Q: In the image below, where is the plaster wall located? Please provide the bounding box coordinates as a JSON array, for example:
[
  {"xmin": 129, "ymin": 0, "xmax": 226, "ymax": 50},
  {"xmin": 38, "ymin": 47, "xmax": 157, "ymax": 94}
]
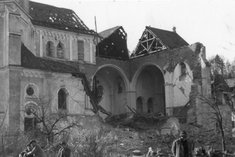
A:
[
  {"xmin": 7, "ymin": 2, "xmax": 34, "ymax": 53},
  {"xmin": 8, "ymin": 67, "xmax": 22, "ymax": 133},
  {"xmin": 34, "ymin": 26, "xmax": 96, "ymax": 64},
  {"xmin": 173, "ymin": 63, "xmax": 193, "ymax": 107},
  {"xmin": 0, "ymin": 68, "xmax": 9, "ymax": 130},
  {"xmin": 0, "ymin": 3, "xmax": 9, "ymax": 67},
  {"xmin": 16, "ymin": 69, "xmax": 86, "ymax": 131}
]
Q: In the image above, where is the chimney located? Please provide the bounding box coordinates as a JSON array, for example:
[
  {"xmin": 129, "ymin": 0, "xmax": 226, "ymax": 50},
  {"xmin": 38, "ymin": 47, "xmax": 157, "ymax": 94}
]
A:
[{"xmin": 172, "ymin": 26, "xmax": 176, "ymax": 33}]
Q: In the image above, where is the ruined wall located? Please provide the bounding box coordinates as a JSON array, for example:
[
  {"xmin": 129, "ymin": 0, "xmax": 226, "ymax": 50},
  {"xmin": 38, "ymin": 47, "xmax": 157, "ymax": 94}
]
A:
[
  {"xmin": 172, "ymin": 63, "xmax": 193, "ymax": 107},
  {"xmin": 128, "ymin": 46, "xmax": 201, "ymax": 116},
  {"xmin": 18, "ymin": 69, "xmax": 87, "ymax": 131}
]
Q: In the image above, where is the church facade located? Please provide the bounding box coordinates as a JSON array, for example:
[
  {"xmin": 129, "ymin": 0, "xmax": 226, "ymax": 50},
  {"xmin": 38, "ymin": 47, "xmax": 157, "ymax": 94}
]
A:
[{"xmin": 0, "ymin": 0, "xmax": 211, "ymax": 133}]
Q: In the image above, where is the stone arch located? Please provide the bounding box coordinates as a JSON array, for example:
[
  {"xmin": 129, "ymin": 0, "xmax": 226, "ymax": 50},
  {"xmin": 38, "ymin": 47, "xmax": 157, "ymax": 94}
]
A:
[
  {"xmin": 132, "ymin": 63, "xmax": 166, "ymax": 114},
  {"xmin": 46, "ymin": 41, "xmax": 55, "ymax": 57},
  {"xmin": 93, "ymin": 64, "xmax": 129, "ymax": 88},
  {"xmin": 132, "ymin": 63, "xmax": 164, "ymax": 88},
  {"xmin": 58, "ymin": 88, "xmax": 69, "ymax": 110},
  {"xmin": 93, "ymin": 64, "xmax": 129, "ymax": 116}
]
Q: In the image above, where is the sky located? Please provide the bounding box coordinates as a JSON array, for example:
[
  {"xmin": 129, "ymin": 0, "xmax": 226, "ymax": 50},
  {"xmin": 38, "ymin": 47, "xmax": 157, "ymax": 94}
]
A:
[{"xmin": 33, "ymin": 0, "xmax": 235, "ymax": 61}]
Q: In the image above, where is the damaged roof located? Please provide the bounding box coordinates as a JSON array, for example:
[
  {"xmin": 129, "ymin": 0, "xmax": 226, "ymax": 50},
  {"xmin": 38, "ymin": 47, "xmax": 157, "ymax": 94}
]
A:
[
  {"xmin": 99, "ymin": 26, "xmax": 122, "ymax": 39},
  {"xmin": 97, "ymin": 26, "xmax": 129, "ymax": 60},
  {"xmin": 146, "ymin": 26, "xmax": 189, "ymax": 49},
  {"xmin": 21, "ymin": 44, "xmax": 83, "ymax": 75},
  {"xmin": 29, "ymin": 1, "xmax": 95, "ymax": 35}
]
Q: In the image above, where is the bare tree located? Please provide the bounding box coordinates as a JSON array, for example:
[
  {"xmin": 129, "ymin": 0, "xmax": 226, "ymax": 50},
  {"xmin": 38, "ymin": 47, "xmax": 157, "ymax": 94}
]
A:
[
  {"xmin": 26, "ymin": 98, "xmax": 80, "ymax": 146},
  {"xmin": 198, "ymin": 74, "xmax": 234, "ymax": 153}
]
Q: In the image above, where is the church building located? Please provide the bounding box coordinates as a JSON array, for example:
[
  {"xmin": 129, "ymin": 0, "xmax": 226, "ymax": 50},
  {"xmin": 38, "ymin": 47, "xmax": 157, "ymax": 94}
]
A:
[{"xmin": 0, "ymin": 0, "xmax": 211, "ymax": 133}]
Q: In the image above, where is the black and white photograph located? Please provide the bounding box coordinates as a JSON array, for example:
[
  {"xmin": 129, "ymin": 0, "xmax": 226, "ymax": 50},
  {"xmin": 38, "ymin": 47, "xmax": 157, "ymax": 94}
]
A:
[{"xmin": 0, "ymin": 0, "xmax": 235, "ymax": 156}]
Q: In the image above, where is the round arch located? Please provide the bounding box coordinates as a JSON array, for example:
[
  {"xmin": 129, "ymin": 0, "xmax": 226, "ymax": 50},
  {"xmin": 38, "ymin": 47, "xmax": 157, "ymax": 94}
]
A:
[
  {"xmin": 131, "ymin": 63, "xmax": 165, "ymax": 89},
  {"xmin": 93, "ymin": 64, "xmax": 129, "ymax": 116},
  {"xmin": 93, "ymin": 64, "xmax": 129, "ymax": 89},
  {"xmin": 132, "ymin": 63, "xmax": 166, "ymax": 115}
]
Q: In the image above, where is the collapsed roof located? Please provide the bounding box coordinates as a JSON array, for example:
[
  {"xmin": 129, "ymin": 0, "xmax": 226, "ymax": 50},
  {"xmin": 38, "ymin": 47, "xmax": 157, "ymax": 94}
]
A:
[
  {"xmin": 132, "ymin": 26, "xmax": 189, "ymax": 57},
  {"xmin": 97, "ymin": 26, "xmax": 129, "ymax": 60},
  {"xmin": 29, "ymin": 1, "xmax": 95, "ymax": 35}
]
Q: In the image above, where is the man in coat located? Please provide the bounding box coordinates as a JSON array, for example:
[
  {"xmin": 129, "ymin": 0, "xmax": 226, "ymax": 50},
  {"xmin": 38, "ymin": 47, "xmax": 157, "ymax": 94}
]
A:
[
  {"xmin": 171, "ymin": 130, "xmax": 194, "ymax": 157},
  {"xmin": 26, "ymin": 140, "xmax": 46, "ymax": 157}
]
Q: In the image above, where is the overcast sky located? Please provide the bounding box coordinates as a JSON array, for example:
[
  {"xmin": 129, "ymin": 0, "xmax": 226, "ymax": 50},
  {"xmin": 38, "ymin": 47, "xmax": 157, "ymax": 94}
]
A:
[{"xmin": 33, "ymin": 0, "xmax": 235, "ymax": 61}]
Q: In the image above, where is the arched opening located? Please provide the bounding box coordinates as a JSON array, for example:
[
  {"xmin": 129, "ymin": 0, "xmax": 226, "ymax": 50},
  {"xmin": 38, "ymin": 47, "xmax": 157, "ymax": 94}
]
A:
[
  {"xmin": 58, "ymin": 88, "xmax": 68, "ymax": 110},
  {"xmin": 136, "ymin": 96, "xmax": 143, "ymax": 113},
  {"xmin": 179, "ymin": 62, "xmax": 187, "ymax": 81},
  {"xmin": 24, "ymin": 102, "xmax": 38, "ymax": 131},
  {"xmin": 135, "ymin": 65, "xmax": 165, "ymax": 114},
  {"xmin": 93, "ymin": 66, "xmax": 127, "ymax": 116},
  {"xmin": 46, "ymin": 41, "xmax": 55, "ymax": 57},
  {"xmin": 147, "ymin": 97, "xmax": 154, "ymax": 113},
  {"xmin": 57, "ymin": 42, "xmax": 65, "ymax": 59}
]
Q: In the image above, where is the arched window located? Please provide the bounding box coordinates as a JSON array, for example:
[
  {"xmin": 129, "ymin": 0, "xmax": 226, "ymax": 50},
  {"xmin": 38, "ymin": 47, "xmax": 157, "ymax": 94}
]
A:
[
  {"xmin": 136, "ymin": 96, "xmax": 143, "ymax": 113},
  {"xmin": 24, "ymin": 103, "xmax": 38, "ymax": 131},
  {"xmin": 46, "ymin": 41, "xmax": 55, "ymax": 57},
  {"xmin": 57, "ymin": 42, "xmax": 65, "ymax": 59},
  {"xmin": 58, "ymin": 88, "xmax": 68, "ymax": 110},
  {"xmin": 147, "ymin": 98, "xmax": 154, "ymax": 113},
  {"xmin": 179, "ymin": 62, "xmax": 187, "ymax": 81}
]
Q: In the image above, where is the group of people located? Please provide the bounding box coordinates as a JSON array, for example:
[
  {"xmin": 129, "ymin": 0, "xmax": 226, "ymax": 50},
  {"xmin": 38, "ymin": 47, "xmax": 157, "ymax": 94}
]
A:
[
  {"xmin": 19, "ymin": 140, "xmax": 45, "ymax": 157},
  {"xmin": 147, "ymin": 130, "xmax": 231, "ymax": 157},
  {"xmin": 19, "ymin": 131, "xmax": 232, "ymax": 157},
  {"xmin": 19, "ymin": 140, "xmax": 71, "ymax": 157}
]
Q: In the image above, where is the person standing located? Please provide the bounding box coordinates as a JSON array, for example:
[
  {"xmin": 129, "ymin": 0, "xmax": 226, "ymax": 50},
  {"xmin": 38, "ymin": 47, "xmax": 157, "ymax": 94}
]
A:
[
  {"xmin": 171, "ymin": 130, "xmax": 194, "ymax": 157},
  {"xmin": 26, "ymin": 140, "xmax": 46, "ymax": 157},
  {"xmin": 57, "ymin": 141, "xmax": 71, "ymax": 157}
]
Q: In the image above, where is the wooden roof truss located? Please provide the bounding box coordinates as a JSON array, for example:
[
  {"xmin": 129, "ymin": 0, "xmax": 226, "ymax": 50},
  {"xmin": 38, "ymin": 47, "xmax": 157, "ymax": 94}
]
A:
[{"xmin": 133, "ymin": 29, "xmax": 167, "ymax": 56}]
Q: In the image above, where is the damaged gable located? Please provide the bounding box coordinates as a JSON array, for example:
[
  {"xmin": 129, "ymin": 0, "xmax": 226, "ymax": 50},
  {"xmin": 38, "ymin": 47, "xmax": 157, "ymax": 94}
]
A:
[
  {"xmin": 97, "ymin": 26, "xmax": 129, "ymax": 60},
  {"xmin": 29, "ymin": 1, "xmax": 95, "ymax": 35},
  {"xmin": 132, "ymin": 26, "xmax": 189, "ymax": 57}
]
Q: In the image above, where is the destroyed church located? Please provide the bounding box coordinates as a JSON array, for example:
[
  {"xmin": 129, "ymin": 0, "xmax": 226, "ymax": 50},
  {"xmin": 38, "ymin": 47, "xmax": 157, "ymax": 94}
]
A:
[{"xmin": 0, "ymin": 0, "xmax": 212, "ymax": 133}]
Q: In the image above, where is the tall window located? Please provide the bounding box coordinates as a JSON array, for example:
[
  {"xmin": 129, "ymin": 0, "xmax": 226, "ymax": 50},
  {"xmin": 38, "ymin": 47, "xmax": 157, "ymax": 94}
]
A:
[
  {"xmin": 24, "ymin": 103, "xmax": 38, "ymax": 131},
  {"xmin": 136, "ymin": 96, "xmax": 143, "ymax": 113},
  {"xmin": 77, "ymin": 40, "xmax": 84, "ymax": 60},
  {"xmin": 57, "ymin": 42, "xmax": 65, "ymax": 59},
  {"xmin": 58, "ymin": 88, "xmax": 68, "ymax": 110},
  {"xmin": 46, "ymin": 41, "xmax": 55, "ymax": 57},
  {"xmin": 147, "ymin": 98, "xmax": 154, "ymax": 113},
  {"xmin": 179, "ymin": 62, "xmax": 187, "ymax": 81}
]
